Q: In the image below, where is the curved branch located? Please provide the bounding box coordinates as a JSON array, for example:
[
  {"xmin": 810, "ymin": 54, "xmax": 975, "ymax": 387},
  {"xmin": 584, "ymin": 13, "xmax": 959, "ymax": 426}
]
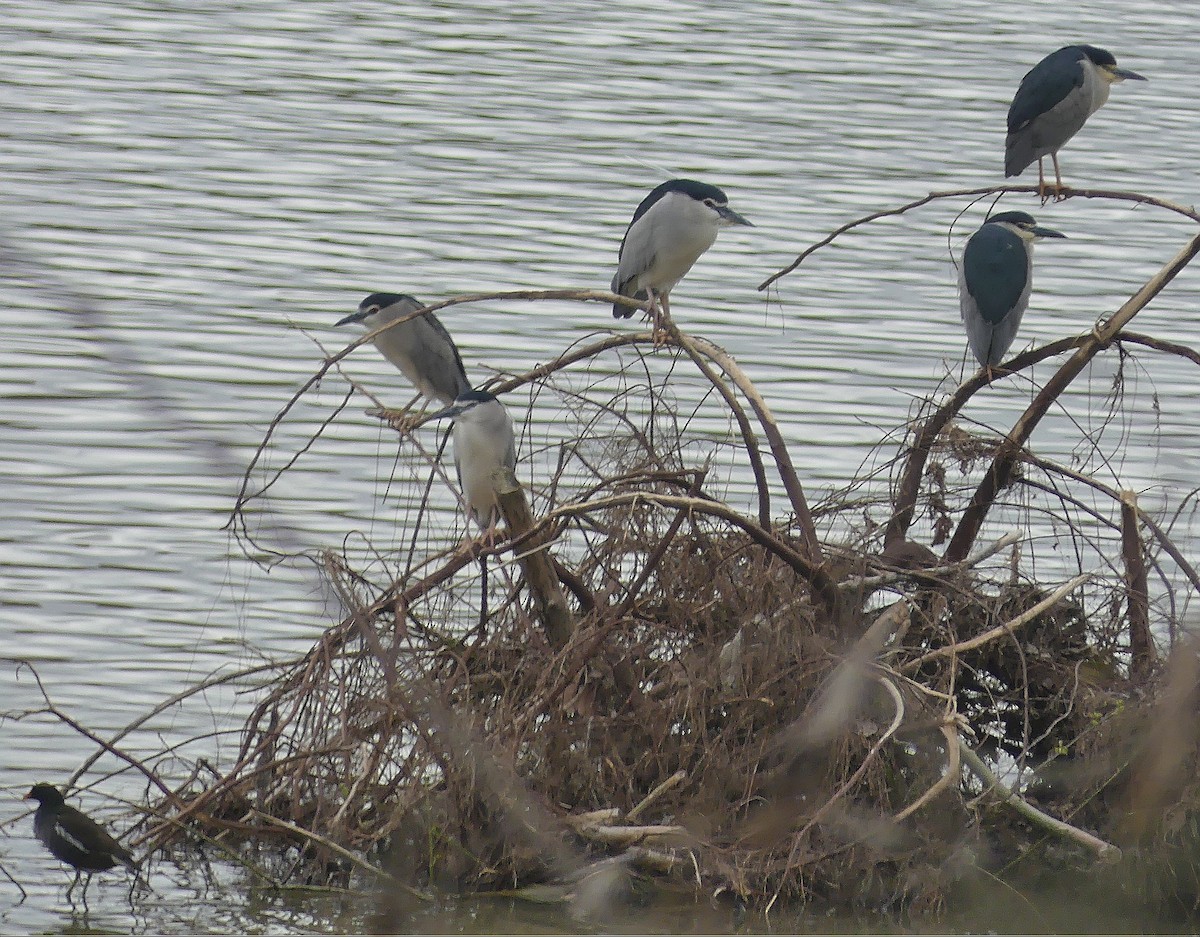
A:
[
  {"xmin": 758, "ymin": 185, "xmax": 1200, "ymax": 292},
  {"xmin": 687, "ymin": 337, "xmax": 822, "ymax": 560},
  {"xmin": 662, "ymin": 318, "xmax": 773, "ymax": 527},
  {"xmin": 1116, "ymin": 331, "xmax": 1200, "ymax": 367},
  {"xmin": 893, "ymin": 721, "xmax": 961, "ymax": 822}
]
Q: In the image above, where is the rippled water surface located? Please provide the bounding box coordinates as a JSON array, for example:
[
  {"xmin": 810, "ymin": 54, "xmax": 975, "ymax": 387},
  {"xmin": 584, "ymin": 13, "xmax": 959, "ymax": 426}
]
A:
[{"xmin": 2, "ymin": 1, "xmax": 1198, "ymax": 931}]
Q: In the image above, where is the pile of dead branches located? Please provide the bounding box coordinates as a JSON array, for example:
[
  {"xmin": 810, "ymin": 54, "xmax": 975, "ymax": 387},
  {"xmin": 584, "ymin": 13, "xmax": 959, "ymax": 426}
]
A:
[{"xmin": 141, "ymin": 184, "xmax": 1200, "ymax": 917}]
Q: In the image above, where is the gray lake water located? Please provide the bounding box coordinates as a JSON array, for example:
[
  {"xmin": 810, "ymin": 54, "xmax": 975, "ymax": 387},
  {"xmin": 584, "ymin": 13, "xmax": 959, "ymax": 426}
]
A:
[{"xmin": 1, "ymin": 1, "xmax": 1198, "ymax": 932}]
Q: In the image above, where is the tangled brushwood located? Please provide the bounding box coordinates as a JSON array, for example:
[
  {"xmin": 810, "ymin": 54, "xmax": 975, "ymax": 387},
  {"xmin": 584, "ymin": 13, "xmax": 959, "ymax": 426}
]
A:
[{"xmin": 140, "ymin": 187, "xmax": 1200, "ymax": 917}]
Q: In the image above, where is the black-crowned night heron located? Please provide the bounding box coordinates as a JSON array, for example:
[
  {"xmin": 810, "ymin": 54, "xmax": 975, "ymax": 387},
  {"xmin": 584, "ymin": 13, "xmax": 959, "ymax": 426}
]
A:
[
  {"xmin": 1005, "ymin": 44, "xmax": 1146, "ymax": 201},
  {"xmin": 610, "ymin": 178, "xmax": 752, "ymax": 334},
  {"xmin": 430, "ymin": 388, "xmax": 516, "ymax": 540},
  {"xmin": 959, "ymin": 210, "xmax": 1066, "ymax": 372},
  {"xmin": 335, "ymin": 292, "xmax": 471, "ymax": 406}
]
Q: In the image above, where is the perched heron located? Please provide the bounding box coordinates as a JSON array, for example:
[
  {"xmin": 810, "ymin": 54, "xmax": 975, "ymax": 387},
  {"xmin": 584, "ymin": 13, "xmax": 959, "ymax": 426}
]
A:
[
  {"xmin": 610, "ymin": 178, "xmax": 752, "ymax": 334},
  {"xmin": 25, "ymin": 783, "xmax": 137, "ymax": 902},
  {"xmin": 335, "ymin": 292, "xmax": 471, "ymax": 406},
  {"xmin": 959, "ymin": 210, "xmax": 1066, "ymax": 372},
  {"xmin": 1005, "ymin": 44, "xmax": 1146, "ymax": 201},
  {"xmin": 430, "ymin": 389, "xmax": 516, "ymax": 539}
]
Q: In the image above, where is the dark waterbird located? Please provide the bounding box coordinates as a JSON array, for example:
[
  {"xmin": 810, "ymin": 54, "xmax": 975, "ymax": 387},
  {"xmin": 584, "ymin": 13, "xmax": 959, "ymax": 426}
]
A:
[
  {"xmin": 336, "ymin": 292, "xmax": 471, "ymax": 407},
  {"xmin": 1005, "ymin": 44, "xmax": 1146, "ymax": 201},
  {"xmin": 958, "ymin": 210, "xmax": 1066, "ymax": 373},
  {"xmin": 25, "ymin": 783, "xmax": 138, "ymax": 901}
]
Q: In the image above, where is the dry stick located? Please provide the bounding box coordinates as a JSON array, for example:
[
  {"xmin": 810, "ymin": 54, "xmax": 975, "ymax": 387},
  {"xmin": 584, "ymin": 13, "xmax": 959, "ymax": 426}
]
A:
[
  {"xmin": 623, "ymin": 846, "xmax": 686, "ymax": 874},
  {"xmin": 839, "ymin": 530, "xmax": 1022, "ymax": 594},
  {"xmin": 66, "ymin": 660, "xmax": 286, "ymax": 792},
  {"xmin": 0, "ymin": 862, "xmax": 27, "ymax": 900},
  {"xmin": 661, "ymin": 315, "xmax": 773, "ymax": 528},
  {"xmin": 1120, "ymin": 491, "xmax": 1156, "ymax": 682},
  {"xmin": 757, "ymin": 184, "xmax": 1200, "ymax": 292},
  {"xmin": 573, "ymin": 824, "xmax": 691, "ymax": 847},
  {"xmin": 566, "ymin": 808, "xmax": 621, "ymax": 827},
  {"xmin": 551, "ymin": 555, "xmax": 597, "ymax": 613},
  {"xmin": 901, "ymin": 573, "xmax": 1090, "ymax": 673},
  {"xmin": 958, "ymin": 737, "xmax": 1120, "ymax": 862},
  {"xmin": 9, "ymin": 662, "xmax": 176, "ymax": 801},
  {"xmin": 944, "ymin": 231, "xmax": 1200, "ymax": 563},
  {"xmin": 626, "ymin": 770, "xmax": 688, "ymax": 824},
  {"xmin": 494, "ymin": 467, "xmax": 575, "ymax": 650},
  {"xmin": 687, "ymin": 336, "xmax": 822, "ymax": 561},
  {"xmin": 1117, "ymin": 330, "xmax": 1200, "ymax": 366}
]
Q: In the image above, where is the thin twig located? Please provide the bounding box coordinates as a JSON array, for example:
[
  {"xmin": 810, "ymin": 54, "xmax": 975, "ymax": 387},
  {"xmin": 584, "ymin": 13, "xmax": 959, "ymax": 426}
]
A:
[{"xmin": 758, "ymin": 184, "xmax": 1200, "ymax": 292}]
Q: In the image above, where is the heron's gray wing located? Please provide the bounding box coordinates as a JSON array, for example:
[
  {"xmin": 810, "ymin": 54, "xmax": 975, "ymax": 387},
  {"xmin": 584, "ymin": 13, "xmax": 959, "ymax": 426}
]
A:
[
  {"xmin": 412, "ymin": 313, "xmax": 471, "ymax": 404},
  {"xmin": 611, "ymin": 211, "xmax": 658, "ymax": 318},
  {"xmin": 1007, "ymin": 46, "xmax": 1085, "ymax": 133},
  {"xmin": 960, "ymin": 225, "xmax": 1031, "ymax": 366},
  {"xmin": 612, "ymin": 186, "xmax": 674, "ymax": 317},
  {"xmin": 503, "ymin": 427, "xmax": 517, "ymax": 473},
  {"xmin": 450, "ymin": 423, "xmax": 464, "ymax": 490}
]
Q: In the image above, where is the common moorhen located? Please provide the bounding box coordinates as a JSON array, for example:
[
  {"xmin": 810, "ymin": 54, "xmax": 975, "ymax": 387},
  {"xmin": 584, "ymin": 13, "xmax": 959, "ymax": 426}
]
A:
[{"xmin": 25, "ymin": 783, "xmax": 137, "ymax": 897}]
